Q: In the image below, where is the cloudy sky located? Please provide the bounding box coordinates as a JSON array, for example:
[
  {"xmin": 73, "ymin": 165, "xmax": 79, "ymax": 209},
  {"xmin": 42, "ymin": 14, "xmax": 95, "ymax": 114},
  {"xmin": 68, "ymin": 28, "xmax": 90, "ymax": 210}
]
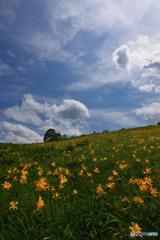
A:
[{"xmin": 0, "ymin": 0, "xmax": 160, "ymax": 143}]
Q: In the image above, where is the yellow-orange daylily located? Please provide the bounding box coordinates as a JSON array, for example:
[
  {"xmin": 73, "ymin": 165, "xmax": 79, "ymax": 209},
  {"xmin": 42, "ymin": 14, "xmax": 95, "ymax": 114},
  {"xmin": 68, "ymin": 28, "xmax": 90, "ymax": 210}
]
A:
[
  {"xmin": 133, "ymin": 196, "xmax": 144, "ymax": 204},
  {"xmin": 143, "ymin": 167, "xmax": 151, "ymax": 175},
  {"xmin": 106, "ymin": 182, "xmax": 115, "ymax": 189},
  {"xmin": 93, "ymin": 167, "xmax": 100, "ymax": 174},
  {"xmin": 72, "ymin": 189, "xmax": 79, "ymax": 195},
  {"xmin": 129, "ymin": 222, "xmax": 142, "ymax": 234},
  {"xmin": 36, "ymin": 177, "xmax": 49, "ymax": 191},
  {"xmin": 9, "ymin": 201, "xmax": 18, "ymax": 210},
  {"xmin": 96, "ymin": 184, "xmax": 105, "ymax": 196},
  {"xmin": 150, "ymin": 187, "xmax": 158, "ymax": 197},
  {"xmin": 36, "ymin": 195, "xmax": 44, "ymax": 211},
  {"xmin": 2, "ymin": 181, "xmax": 12, "ymax": 190}
]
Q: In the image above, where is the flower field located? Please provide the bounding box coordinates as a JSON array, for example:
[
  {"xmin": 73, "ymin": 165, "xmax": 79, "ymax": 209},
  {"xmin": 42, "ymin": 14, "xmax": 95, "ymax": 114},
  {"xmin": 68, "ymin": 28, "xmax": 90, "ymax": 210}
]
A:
[{"xmin": 0, "ymin": 125, "xmax": 160, "ymax": 240}]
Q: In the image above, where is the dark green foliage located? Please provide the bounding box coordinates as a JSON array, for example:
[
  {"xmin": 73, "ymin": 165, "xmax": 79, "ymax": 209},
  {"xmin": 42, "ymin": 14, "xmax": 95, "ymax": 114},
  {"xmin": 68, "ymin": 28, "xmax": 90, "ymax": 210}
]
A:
[
  {"xmin": 102, "ymin": 130, "xmax": 109, "ymax": 133},
  {"xmin": 43, "ymin": 128, "xmax": 62, "ymax": 142}
]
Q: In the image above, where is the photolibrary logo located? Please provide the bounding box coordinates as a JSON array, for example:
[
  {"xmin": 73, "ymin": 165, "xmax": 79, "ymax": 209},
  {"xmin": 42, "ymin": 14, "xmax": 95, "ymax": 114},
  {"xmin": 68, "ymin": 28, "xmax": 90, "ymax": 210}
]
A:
[{"xmin": 130, "ymin": 232, "xmax": 158, "ymax": 237}]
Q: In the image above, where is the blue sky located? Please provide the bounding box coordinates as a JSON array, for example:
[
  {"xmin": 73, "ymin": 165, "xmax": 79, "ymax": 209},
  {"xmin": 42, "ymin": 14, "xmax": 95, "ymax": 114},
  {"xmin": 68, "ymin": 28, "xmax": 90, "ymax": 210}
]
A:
[{"xmin": 0, "ymin": 0, "xmax": 160, "ymax": 143}]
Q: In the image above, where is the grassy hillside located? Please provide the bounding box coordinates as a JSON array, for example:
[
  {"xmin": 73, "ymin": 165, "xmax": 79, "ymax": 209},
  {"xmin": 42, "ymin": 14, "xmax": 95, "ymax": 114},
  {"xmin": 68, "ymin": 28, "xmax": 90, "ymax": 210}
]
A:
[{"xmin": 0, "ymin": 125, "xmax": 160, "ymax": 239}]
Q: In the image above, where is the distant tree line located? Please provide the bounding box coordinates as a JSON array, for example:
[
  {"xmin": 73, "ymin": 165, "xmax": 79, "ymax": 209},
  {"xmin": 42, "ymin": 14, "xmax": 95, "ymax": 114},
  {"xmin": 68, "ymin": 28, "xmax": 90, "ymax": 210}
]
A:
[
  {"xmin": 44, "ymin": 123, "xmax": 160, "ymax": 142},
  {"xmin": 43, "ymin": 128, "xmax": 110, "ymax": 142}
]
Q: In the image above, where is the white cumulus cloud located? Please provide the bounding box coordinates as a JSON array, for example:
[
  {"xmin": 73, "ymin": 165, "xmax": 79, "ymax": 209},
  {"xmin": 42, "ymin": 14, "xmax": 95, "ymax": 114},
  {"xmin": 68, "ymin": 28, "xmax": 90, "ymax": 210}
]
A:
[
  {"xmin": 90, "ymin": 108, "xmax": 140, "ymax": 129},
  {"xmin": 112, "ymin": 35, "xmax": 160, "ymax": 93},
  {"xmin": 135, "ymin": 102, "xmax": 160, "ymax": 123},
  {"xmin": 3, "ymin": 94, "xmax": 90, "ymax": 141},
  {"xmin": 0, "ymin": 121, "xmax": 42, "ymax": 143}
]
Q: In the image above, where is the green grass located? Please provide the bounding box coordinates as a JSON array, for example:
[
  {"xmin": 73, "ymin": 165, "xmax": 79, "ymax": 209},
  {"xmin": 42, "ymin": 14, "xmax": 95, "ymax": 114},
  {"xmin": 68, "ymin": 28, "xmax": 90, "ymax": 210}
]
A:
[{"xmin": 0, "ymin": 125, "xmax": 160, "ymax": 240}]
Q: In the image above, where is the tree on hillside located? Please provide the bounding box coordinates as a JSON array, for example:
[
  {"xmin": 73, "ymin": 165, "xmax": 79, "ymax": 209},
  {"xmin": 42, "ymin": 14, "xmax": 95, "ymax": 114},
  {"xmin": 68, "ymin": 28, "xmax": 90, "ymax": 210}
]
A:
[
  {"xmin": 102, "ymin": 130, "xmax": 109, "ymax": 133},
  {"xmin": 43, "ymin": 129, "xmax": 62, "ymax": 142}
]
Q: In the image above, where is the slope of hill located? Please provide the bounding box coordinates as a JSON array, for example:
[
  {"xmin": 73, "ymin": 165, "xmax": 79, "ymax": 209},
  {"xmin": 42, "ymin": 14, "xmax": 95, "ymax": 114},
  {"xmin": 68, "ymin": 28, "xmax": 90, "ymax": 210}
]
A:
[{"xmin": 0, "ymin": 125, "xmax": 160, "ymax": 239}]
